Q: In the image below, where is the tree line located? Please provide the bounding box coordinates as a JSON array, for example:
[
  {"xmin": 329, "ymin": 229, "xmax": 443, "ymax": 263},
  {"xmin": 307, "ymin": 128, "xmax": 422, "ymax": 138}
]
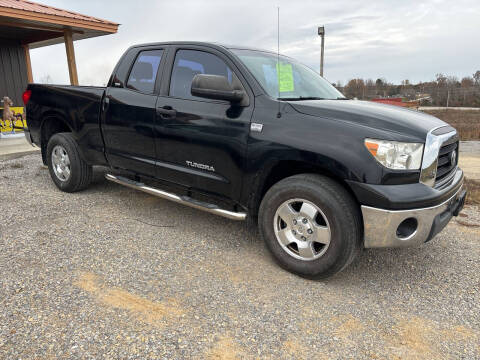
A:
[{"xmin": 334, "ymin": 71, "xmax": 480, "ymax": 107}]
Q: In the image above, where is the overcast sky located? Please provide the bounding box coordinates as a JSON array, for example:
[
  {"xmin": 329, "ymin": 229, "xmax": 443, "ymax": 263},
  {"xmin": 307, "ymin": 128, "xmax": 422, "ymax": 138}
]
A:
[{"xmin": 30, "ymin": 0, "xmax": 480, "ymax": 86}]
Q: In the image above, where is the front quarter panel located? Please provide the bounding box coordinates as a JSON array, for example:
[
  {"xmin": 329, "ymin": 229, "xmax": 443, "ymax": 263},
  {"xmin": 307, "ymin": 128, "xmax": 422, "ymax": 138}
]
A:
[{"xmin": 242, "ymin": 96, "xmax": 423, "ymax": 211}]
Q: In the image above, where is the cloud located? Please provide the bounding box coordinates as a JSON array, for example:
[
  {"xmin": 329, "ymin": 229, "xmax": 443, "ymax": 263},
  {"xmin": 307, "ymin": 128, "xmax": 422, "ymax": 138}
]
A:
[{"xmin": 29, "ymin": 0, "xmax": 480, "ymax": 85}]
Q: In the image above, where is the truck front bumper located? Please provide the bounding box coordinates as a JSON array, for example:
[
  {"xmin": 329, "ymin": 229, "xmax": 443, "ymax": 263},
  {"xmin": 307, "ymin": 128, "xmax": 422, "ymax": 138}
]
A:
[{"xmin": 354, "ymin": 168, "xmax": 466, "ymax": 248}]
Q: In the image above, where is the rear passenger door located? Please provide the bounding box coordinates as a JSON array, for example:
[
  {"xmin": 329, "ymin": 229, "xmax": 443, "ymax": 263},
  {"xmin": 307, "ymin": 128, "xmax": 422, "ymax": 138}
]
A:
[
  {"xmin": 154, "ymin": 46, "xmax": 253, "ymax": 202},
  {"xmin": 102, "ymin": 48, "xmax": 165, "ymax": 177}
]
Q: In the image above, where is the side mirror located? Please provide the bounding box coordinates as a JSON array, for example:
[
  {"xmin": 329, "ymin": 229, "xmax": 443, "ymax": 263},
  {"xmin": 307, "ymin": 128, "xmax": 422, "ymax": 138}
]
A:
[{"xmin": 191, "ymin": 74, "xmax": 247, "ymax": 104}]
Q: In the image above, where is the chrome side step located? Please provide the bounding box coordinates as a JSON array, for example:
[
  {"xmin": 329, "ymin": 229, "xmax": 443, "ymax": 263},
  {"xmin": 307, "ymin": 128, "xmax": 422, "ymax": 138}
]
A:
[{"xmin": 105, "ymin": 174, "xmax": 247, "ymax": 221}]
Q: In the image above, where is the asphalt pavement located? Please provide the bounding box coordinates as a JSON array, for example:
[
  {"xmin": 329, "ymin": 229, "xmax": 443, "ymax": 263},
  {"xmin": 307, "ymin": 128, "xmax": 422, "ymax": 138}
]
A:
[{"xmin": 1, "ymin": 154, "xmax": 479, "ymax": 359}]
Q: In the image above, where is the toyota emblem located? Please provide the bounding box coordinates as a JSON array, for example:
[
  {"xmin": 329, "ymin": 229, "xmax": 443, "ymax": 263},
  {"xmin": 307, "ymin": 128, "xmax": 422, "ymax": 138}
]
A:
[{"xmin": 450, "ymin": 150, "xmax": 457, "ymax": 165}]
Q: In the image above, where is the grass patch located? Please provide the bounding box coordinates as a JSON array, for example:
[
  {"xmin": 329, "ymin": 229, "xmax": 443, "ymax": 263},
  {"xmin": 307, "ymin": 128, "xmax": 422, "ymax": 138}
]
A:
[{"xmin": 422, "ymin": 109, "xmax": 480, "ymax": 140}]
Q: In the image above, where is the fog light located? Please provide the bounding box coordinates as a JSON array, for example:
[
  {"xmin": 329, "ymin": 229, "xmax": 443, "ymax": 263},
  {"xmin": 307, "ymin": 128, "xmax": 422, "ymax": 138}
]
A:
[{"xmin": 396, "ymin": 217, "xmax": 418, "ymax": 239}]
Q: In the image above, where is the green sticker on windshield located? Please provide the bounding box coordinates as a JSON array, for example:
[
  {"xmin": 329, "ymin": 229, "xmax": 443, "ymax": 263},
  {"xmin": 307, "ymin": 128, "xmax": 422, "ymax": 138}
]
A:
[{"xmin": 276, "ymin": 63, "xmax": 294, "ymax": 92}]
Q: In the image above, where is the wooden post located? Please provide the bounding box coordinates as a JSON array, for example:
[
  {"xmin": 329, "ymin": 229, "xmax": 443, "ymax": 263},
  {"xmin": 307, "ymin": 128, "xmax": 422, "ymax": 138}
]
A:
[
  {"xmin": 64, "ymin": 28, "xmax": 79, "ymax": 85},
  {"xmin": 23, "ymin": 44, "xmax": 33, "ymax": 83}
]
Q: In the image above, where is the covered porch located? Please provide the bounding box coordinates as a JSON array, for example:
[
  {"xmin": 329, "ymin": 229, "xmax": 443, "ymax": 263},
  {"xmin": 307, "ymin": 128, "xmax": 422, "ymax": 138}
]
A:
[{"xmin": 0, "ymin": 0, "xmax": 119, "ymax": 104}]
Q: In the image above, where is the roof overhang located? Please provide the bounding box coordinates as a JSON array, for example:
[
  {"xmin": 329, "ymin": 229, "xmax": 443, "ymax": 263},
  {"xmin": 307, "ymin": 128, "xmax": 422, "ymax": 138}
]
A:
[{"xmin": 0, "ymin": 3, "xmax": 118, "ymax": 48}]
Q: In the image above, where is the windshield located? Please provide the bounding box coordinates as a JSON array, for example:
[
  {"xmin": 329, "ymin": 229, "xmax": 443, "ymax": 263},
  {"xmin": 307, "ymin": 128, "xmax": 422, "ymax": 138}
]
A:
[{"xmin": 231, "ymin": 49, "xmax": 345, "ymax": 100}]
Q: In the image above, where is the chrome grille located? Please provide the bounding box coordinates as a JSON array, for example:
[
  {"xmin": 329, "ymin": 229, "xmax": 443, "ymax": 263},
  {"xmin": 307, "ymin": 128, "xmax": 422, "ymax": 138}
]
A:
[
  {"xmin": 435, "ymin": 140, "xmax": 458, "ymax": 187},
  {"xmin": 420, "ymin": 126, "xmax": 458, "ymax": 187}
]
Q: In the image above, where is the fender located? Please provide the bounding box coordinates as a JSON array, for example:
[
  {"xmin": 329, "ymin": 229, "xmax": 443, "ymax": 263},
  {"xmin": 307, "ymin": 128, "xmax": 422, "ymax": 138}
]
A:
[
  {"xmin": 242, "ymin": 149, "xmax": 355, "ymax": 215},
  {"xmin": 39, "ymin": 113, "xmax": 88, "ymax": 165}
]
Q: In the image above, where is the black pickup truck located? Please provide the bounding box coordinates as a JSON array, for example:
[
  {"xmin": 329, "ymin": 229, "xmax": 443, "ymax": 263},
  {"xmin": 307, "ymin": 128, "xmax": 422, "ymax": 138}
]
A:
[{"xmin": 23, "ymin": 41, "xmax": 466, "ymax": 278}]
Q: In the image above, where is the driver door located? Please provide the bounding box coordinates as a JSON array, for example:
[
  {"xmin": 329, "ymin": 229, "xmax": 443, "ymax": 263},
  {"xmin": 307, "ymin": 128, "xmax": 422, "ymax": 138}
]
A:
[{"xmin": 154, "ymin": 47, "xmax": 253, "ymax": 201}]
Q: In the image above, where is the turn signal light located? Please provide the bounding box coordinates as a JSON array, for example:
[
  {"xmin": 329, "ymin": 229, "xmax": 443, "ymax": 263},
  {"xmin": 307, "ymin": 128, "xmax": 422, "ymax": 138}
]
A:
[
  {"xmin": 22, "ymin": 89, "xmax": 32, "ymax": 105},
  {"xmin": 364, "ymin": 140, "xmax": 379, "ymax": 157}
]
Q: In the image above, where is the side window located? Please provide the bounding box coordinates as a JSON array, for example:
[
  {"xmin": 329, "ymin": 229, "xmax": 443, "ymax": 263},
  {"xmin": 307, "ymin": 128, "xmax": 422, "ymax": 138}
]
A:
[
  {"xmin": 126, "ymin": 49, "xmax": 163, "ymax": 94},
  {"xmin": 169, "ymin": 49, "xmax": 233, "ymax": 100}
]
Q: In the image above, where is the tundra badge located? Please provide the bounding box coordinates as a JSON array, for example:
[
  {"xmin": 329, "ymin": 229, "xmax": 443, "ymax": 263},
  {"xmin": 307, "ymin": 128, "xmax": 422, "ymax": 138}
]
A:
[{"xmin": 186, "ymin": 161, "xmax": 215, "ymax": 172}]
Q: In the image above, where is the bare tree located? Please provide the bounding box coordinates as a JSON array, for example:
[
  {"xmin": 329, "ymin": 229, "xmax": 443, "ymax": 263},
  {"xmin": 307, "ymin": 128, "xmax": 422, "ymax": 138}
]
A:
[
  {"xmin": 474, "ymin": 71, "xmax": 480, "ymax": 86},
  {"xmin": 344, "ymin": 79, "xmax": 365, "ymax": 99},
  {"xmin": 461, "ymin": 77, "xmax": 474, "ymax": 87},
  {"xmin": 341, "ymin": 72, "xmax": 480, "ymax": 106},
  {"xmin": 435, "ymin": 74, "xmax": 447, "ymax": 87}
]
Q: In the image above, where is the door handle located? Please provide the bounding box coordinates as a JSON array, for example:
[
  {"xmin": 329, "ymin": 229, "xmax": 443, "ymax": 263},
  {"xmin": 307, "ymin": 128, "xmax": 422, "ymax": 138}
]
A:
[
  {"xmin": 102, "ymin": 97, "xmax": 110, "ymax": 112},
  {"xmin": 156, "ymin": 106, "xmax": 177, "ymax": 119}
]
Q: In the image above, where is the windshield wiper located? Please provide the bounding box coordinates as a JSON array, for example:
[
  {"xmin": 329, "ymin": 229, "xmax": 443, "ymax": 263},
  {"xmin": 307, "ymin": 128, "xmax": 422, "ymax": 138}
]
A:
[
  {"xmin": 335, "ymin": 97, "xmax": 349, "ymax": 100},
  {"xmin": 278, "ymin": 96, "xmax": 326, "ymax": 101}
]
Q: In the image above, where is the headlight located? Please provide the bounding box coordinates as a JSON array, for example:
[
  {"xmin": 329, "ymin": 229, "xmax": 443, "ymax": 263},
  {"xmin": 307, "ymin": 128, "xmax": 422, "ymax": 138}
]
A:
[{"xmin": 365, "ymin": 139, "xmax": 424, "ymax": 170}]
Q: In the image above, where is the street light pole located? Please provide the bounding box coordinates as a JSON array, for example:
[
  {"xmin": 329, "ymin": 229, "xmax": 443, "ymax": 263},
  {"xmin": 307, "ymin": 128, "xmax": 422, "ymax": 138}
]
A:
[{"xmin": 318, "ymin": 26, "xmax": 325, "ymax": 77}]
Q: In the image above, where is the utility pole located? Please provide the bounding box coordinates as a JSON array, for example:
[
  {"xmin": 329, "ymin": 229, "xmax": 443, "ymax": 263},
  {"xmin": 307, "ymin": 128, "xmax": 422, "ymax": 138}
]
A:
[{"xmin": 318, "ymin": 26, "xmax": 325, "ymax": 77}]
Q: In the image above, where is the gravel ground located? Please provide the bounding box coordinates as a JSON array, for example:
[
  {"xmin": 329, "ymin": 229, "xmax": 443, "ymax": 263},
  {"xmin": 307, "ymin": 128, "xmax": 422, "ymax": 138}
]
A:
[
  {"xmin": 1, "ymin": 154, "xmax": 479, "ymax": 359},
  {"xmin": 460, "ymin": 141, "xmax": 480, "ymax": 154}
]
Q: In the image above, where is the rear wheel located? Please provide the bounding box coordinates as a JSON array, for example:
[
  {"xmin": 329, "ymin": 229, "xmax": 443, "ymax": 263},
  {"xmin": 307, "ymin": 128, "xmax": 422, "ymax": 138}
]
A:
[
  {"xmin": 46, "ymin": 133, "xmax": 92, "ymax": 192},
  {"xmin": 258, "ymin": 174, "xmax": 362, "ymax": 279}
]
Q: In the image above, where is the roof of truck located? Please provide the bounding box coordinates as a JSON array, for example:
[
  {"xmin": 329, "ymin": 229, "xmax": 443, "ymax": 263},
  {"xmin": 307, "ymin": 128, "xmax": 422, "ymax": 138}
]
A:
[{"xmin": 129, "ymin": 41, "xmax": 278, "ymax": 55}]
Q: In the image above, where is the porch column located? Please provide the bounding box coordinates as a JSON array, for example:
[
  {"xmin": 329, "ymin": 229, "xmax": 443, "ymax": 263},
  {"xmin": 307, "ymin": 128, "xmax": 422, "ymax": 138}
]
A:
[
  {"xmin": 64, "ymin": 28, "xmax": 79, "ymax": 85},
  {"xmin": 23, "ymin": 44, "xmax": 33, "ymax": 83}
]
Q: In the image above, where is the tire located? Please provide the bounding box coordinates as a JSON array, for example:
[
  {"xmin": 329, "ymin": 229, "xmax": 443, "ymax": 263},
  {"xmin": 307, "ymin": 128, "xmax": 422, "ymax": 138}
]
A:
[
  {"xmin": 258, "ymin": 174, "xmax": 362, "ymax": 279},
  {"xmin": 46, "ymin": 133, "xmax": 92, "ymax": 192}
]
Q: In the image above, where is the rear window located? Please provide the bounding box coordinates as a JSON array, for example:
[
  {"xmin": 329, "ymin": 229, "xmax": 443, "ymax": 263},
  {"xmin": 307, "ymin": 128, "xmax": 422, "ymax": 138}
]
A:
[{"xmin": 126, "ymin": 49, "xmax": 163, "ymax": 94}]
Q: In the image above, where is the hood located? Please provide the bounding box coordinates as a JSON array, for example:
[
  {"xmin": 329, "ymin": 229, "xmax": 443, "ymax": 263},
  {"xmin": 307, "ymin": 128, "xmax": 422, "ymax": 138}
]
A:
[{"xmin": 288, "ymin": 100, "xmax": 448, "ymax": 141}]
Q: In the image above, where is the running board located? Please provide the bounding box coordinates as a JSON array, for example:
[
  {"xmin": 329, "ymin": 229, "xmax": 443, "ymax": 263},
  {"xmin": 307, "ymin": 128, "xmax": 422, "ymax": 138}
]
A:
[{"xmin": 105, "ymin": 174, "xmax": 247, "ymax": 221}]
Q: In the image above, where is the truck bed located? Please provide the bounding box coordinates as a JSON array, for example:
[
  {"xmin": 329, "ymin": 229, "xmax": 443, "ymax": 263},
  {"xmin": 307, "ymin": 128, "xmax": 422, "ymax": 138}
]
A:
[{"xmin": 26, "ymin": 83, "xmax": 107, "ymax": 165}]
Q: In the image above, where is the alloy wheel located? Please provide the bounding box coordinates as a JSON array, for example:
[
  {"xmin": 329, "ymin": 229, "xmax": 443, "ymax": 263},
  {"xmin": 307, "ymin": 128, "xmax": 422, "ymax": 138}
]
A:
[
  {"xmin": 273, "ymin": 198, "xmax": 331, "ymax": 261},
  {"xmin": 51, "ymin": 145, "xmax": 71, "ymax": 181}
]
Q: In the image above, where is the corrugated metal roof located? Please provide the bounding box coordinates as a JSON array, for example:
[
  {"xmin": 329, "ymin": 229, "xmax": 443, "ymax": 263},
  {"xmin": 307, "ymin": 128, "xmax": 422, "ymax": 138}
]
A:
[{"xmin": 0, "ymin": 0, "xmax": 118, "ymax": 25}]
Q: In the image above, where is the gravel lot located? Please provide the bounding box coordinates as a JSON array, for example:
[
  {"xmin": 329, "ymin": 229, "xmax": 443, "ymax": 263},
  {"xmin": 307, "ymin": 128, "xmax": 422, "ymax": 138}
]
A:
[
  {"xmin": 460, "ymin": 140, "xmax": 480, "ymax": 154},
  {"xmin": 1, "ymin": 154, "xmax": 479, "ymax": 359}
]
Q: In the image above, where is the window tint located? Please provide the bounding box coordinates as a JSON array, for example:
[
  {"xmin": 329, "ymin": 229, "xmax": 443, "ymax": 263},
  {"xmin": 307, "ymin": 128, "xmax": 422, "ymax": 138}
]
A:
[
  {"xmin": 126, "ymin": 49, "xmax": 163, "ymax": 94},
  {"xmin": 169, "ymin": 50, "xmax": 233, "ymax": 100}
]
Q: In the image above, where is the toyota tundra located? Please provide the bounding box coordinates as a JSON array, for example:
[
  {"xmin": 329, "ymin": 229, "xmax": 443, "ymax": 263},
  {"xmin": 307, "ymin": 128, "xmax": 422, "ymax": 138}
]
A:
[{"xmin": 23, "ymin": 42, "xmax": 466, "ymax": 278}]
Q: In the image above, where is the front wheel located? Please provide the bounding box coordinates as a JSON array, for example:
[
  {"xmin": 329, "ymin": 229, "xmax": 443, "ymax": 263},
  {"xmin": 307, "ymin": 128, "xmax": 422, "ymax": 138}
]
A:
[{"xmin": 258, "ymin": 174, "xmax": 362, "ymax": 279}]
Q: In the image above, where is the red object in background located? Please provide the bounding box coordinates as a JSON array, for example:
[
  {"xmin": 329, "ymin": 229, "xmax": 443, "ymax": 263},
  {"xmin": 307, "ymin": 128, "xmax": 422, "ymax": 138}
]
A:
[
  {"xmin": 371, "ymin": 98, "xmax": 408, "ymax": 107},
  {"xmin": 22, "ymin": 89, "xmax": 32, "ymax": 105}
]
